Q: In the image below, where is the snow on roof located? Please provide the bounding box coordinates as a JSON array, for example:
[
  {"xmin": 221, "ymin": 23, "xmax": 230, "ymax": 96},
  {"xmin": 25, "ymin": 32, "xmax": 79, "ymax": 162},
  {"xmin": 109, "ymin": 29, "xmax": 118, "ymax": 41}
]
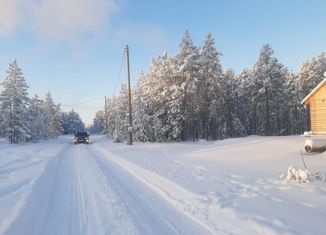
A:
[{"xmin": 301, "ymin": 77, "xmax": 326, "ymax": 105}]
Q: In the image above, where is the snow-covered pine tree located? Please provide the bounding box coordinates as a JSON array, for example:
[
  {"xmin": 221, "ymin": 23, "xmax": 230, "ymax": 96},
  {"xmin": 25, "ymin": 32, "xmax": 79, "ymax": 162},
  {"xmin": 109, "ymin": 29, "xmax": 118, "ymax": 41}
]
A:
[
  {"xmin": 43, "ymin": 92, "xmax": 63, "ymax": 138},
  {"xmin": 251, "ymin": 44, "xmax": 287, "ymax": 136},
  {"xmin": 175, "ymin": 31, "xmax": 201, "ymax": 140},
  {"xmin": 61, "ymin": 110, "xmax": 85, "ymax": 135},
  {"xmin": 69, "ymin": 110, "xmax": 85, "ymax": 134},
  {"xmin": 133, "ymin": 51, "xmax": 185, "ymax": 142},
  {"xmin": 28, "ymin": 95, "xmax": 46, "ymax": 142},
  {"xmin": 297, "ymin": 52, "xmax": 326, "ymax": 99},
  {"xmin": 133, "ymin": 71, "xmax": 155, "ymax": 142},
  {"xmin": 199, "ymin": 33, "xmax": 226, "ymax": 140},
  {"xmin": 106, "ymin": 97, "xmax": 114, "ymax": 139},
  {"xmin": 141, "ymin": 55, "xmax": 166, "ymax": 142},
  {"xmin": 223, "ymin": 69, "xmax": 246, "ymax": 137},
  {"xmin": 107, "ymin": 85, "xmax": 129, "ymax": 142},
  {"xmin": 124, "ymin": 48, "xmax": 187, "ymax": 142},
  {"xmin": 89, "ymin": 110, "xmax": 105, "ymax": 134},
  {"xmin": 281, "ymin": 72, "xmax": 306, "ymax": 135},
  {"xmin": 237, "ymin": 69, "xmax": 254, "ymax": 134},
  {"xmin": 145, "ymin": 52, "xmax": 182, "ymax": 142},
  {"xmin": 157, "ymin": 51, "xmax": 185, "ymax": 141},
  {"xmin": 61, "ymin": 111, "xmax": 70, "ymax": 135},
  {"xmin": 0, "ymin": 60, "xmax": 31, "ymax": 143}
]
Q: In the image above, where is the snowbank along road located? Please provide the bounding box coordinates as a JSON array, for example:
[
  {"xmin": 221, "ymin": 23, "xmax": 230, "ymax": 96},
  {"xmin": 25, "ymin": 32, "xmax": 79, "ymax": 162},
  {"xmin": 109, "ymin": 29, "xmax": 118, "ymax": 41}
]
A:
[{"xmin": 0, "ymin": 135, "xmax": 325, "ymax": 235}]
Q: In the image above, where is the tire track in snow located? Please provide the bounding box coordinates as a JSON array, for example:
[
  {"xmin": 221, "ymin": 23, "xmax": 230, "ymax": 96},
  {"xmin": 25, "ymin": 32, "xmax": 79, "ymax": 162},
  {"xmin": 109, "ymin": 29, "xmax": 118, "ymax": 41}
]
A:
[
  {"xmin": 74, "ymin": 145, "xmax": 137, "ymax": 234},
  {"xmin": 85, "ymin": 145, "xmax": 212, "ymax": 235},
  {"xmin": 71, "ymin": 147, "xmax": 88, "ymax": 234},
  {"xmin": 4, "ymin": 143, "xmax": 138, "ymax": 235},
  {"xmin": 4, "ymin": 144, "xmax": 87, "ymax": 235}
]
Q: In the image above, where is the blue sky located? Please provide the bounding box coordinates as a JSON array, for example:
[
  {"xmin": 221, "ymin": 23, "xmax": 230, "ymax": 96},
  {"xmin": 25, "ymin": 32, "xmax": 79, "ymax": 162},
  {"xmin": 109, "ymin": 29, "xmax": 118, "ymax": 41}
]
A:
[{"xmin": 0, "ymin": 0, "xmax": 325, "ymax": 125}]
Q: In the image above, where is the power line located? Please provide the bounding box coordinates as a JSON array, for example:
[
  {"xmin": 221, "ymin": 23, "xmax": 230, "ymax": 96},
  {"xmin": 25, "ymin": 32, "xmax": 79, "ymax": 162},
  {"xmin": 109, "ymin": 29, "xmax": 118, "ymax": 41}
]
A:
[
  {"xmin": 112, "ymin": 49, "xmax": 126, "ymax": 97},
  {"xmin": 60, "ymin": 49, "xmax": 126, "ymax": 110},
  {"xmin": 60, "ymin": 97, "xmax": 104, "ymax": 107}
]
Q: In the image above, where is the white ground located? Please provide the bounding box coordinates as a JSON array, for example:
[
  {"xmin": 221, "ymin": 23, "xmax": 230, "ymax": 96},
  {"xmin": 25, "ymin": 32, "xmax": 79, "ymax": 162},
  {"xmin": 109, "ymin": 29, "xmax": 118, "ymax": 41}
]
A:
[{"xmin": 0, "ymin": 135, "xmax": 325, "ymax": 235}]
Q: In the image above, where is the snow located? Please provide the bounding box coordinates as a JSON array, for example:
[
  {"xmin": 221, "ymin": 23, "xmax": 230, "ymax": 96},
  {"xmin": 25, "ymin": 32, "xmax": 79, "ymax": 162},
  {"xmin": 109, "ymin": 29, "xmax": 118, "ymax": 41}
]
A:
[
  {"xmin": 0, "ymin": 135, "xmax": 326, "ymax": 234},
  {"xmin": 281, "ymin": 165, "xmax": 310, "ymax": 183}
]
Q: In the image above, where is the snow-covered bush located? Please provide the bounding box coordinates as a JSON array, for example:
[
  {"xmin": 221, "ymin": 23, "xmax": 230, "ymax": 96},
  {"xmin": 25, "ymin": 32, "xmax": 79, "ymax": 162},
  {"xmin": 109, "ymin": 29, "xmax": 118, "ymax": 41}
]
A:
[
  {"xmin": 281, "ymin": 165, "xmax": 310, "ymax": 183},
  {"xmin": 280, "ymin": 165, "xmax": 326, "ymax": 184}
]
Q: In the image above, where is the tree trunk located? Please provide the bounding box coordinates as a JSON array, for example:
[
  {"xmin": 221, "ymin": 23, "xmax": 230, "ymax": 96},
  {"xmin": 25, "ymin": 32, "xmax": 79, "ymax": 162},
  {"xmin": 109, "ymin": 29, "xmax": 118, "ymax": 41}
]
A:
[{"xmin": 265, "ymin": 87, "xmax": 270, "ymax": 136}]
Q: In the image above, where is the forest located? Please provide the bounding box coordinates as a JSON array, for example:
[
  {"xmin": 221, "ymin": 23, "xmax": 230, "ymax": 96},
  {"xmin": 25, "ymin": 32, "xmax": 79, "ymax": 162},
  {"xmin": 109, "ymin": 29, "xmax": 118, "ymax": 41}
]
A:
[{"xmin": 103, "ymin": 31, "xmax": 326, "ymax": 142}]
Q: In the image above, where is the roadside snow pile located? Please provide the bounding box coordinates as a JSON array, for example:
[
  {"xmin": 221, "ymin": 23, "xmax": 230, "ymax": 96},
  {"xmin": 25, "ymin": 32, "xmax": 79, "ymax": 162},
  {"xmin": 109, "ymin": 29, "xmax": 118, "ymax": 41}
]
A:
[{"xmin": 281, "ymin": 165, "xmax": 310, "ymax": 183}]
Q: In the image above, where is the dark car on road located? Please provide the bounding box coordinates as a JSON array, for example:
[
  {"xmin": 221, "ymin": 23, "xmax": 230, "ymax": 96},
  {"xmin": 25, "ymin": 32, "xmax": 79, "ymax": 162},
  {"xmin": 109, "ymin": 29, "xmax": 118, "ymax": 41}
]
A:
[{"xmin": 74, "ymin": 132, "xmax": 90, "ymax": 144}]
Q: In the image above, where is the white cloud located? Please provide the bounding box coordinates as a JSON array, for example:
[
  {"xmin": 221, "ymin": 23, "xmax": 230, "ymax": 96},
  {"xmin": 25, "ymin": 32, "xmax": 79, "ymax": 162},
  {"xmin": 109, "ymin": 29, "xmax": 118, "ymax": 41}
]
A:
[
  {"xmin": 0, "ymin": 0, "xmax": 118, "ymax": 39},
  {"xmin": 117, "ymin": 24, "xmax": 167, "ymax": 47},
  {"xmin": 0, "ymin": 0, "xmax": 21, "ymax": 36}
]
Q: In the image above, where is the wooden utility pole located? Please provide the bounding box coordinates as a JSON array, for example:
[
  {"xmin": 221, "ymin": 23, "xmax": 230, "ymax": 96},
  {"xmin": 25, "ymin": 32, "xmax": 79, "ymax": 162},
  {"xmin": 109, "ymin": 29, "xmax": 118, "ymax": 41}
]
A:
[
  {"xmin": 125, "ymin": 45, "xmax": 133, "ymax": 145},
  {"xmin": 104, "ymin": 96, "xmax": 109, "ymax": 135}
]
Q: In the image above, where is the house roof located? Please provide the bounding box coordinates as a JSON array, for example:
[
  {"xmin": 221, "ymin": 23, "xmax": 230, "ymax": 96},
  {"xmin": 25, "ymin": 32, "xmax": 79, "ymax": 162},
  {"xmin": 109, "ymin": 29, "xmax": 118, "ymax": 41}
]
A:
[{"xmin": 301, "ymin": 77, "xmax": 326, "ymax": 105}]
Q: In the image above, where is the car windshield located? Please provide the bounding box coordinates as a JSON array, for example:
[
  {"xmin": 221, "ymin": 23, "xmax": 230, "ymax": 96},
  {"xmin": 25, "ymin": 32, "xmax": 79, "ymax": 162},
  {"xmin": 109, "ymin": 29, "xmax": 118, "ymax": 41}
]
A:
[{"xmin": 75, "ymin": 132, "xmax": 88, "ymax": 137}]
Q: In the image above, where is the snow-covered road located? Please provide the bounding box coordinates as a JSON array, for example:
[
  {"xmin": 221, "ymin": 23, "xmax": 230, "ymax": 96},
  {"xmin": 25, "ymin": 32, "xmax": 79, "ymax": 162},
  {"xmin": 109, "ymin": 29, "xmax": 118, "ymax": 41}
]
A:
[
  {"xmin": 3, "ymin": 138, "xmax": 210, "ymax": 235},
  {"xmin": 1, "ymin": 135, "xmax": 326, "ymax": 235}
]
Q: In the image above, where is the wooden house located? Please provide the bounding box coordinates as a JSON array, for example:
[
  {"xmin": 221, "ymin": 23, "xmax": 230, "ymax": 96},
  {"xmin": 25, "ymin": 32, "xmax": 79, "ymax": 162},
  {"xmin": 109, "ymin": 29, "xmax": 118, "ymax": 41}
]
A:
[
  {"xmin": 302, "ymin": 77, "xmax": 326, "ymax": 135},
  {"xmin": 302, "ymin": 77, "xmax": 326, "ymax": 152}
]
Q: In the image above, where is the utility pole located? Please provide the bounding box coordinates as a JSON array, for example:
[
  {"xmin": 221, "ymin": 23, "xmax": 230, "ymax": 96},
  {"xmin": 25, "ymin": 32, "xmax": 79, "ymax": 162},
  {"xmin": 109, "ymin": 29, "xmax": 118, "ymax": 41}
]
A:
[
  {"xmin": 104, "ymin": 96, "xmax": 109, "ymax": 136},
  {"xmin": 125, "ymin": 45, "xmax": 133, "ymax": 145}
]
